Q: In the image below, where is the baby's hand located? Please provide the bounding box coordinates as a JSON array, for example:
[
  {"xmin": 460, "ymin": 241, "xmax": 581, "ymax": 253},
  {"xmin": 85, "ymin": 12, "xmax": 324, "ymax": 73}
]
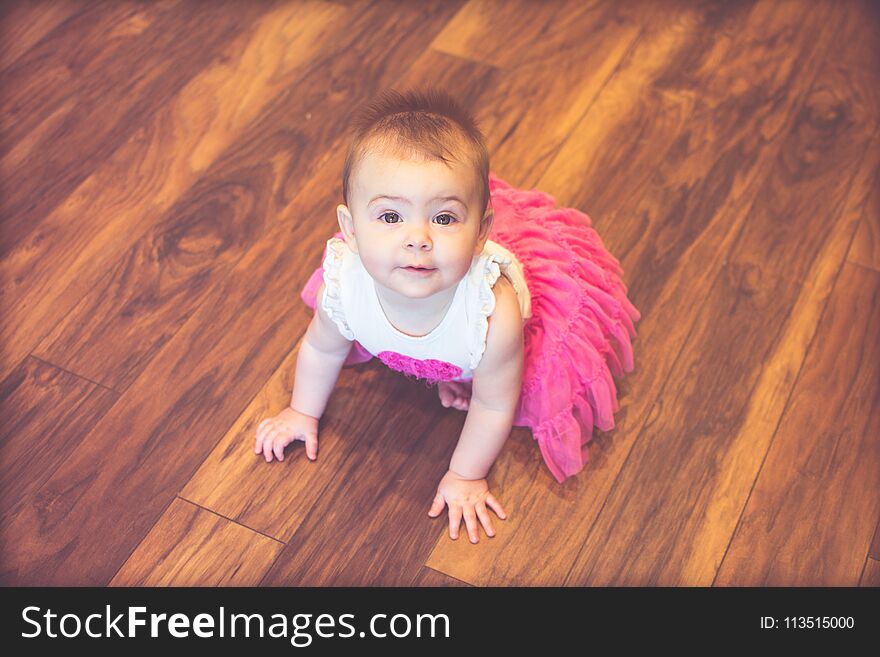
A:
[
  {"xmin": 254, "ymin": 407, "xmax": 319, "ymax": 462},
  {"xmin": 428, "ymin": 469, "xmax": 507, "ymax": 543}
]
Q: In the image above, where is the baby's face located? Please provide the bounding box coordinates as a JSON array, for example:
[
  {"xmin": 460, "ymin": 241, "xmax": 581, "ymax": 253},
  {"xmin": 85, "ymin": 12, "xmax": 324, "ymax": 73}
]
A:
[{"xmin": 337, "ymin": 149, "xmax": 492, "ymax": 303}]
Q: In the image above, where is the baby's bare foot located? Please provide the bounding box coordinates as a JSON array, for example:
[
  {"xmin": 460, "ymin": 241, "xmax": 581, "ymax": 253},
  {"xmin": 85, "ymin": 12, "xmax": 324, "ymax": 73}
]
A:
[{"xmin": 438, "ymin": 380, "xmax": 472, "ymax": 411}]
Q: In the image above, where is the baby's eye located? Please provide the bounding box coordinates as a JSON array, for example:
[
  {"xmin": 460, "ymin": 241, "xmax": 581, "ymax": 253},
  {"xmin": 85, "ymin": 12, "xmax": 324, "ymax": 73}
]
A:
[
  {"xmin": 435, "ymin": 213, "xmax": 457, "ymax": 226},
  {"xmin": 379, "ymin": 212, "xmax": 457, "ymax": 225}
]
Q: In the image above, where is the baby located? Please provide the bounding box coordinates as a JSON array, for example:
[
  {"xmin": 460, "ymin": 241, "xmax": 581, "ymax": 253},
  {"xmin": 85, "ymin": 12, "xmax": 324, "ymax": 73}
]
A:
[
  {"xmin": 254, "ymin": 89, "xmax": 521, "ymax": 544},
  {"xmin": 253, "ymin": 87, "xmax": 641, "ymax": 547}
]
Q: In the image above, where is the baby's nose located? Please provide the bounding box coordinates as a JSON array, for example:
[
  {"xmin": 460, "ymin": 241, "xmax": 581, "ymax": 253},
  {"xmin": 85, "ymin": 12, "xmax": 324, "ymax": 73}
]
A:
[{"xmin": 406, "ymin": 234, "xmax": 431, "ymax": 249}]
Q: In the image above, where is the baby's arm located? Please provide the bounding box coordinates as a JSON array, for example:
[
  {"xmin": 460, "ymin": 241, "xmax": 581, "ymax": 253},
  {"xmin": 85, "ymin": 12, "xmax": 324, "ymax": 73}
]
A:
[
  {"xmin": 255, "ymin": 281, "xmax": 352, "ymax": 462},
  {"xmin": 449, "ymin": 276, "xmax": 524, "ymax": 479},
  {"xmin": 291, "ymin": 281, "xmax": 354, "ymax": 419}
]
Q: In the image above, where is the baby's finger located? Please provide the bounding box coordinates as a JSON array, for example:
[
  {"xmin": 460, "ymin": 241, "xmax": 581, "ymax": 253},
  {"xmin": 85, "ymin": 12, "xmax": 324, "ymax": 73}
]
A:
[
  {"xmin": 273, "ymin": 433, "xmax": 291, "ymax": 461},
  {"xmin": 304, "ymin": 432, "xmax": 318, "ymax": 461},
  {"xmin": 462, "ymin": 506, "xmax": 479, "ymax": 543},
  {"xmin": 255, "ymin": 421, "xmax": 269, "ymax": 452},
  {"xmin": 475, "ymin": 502, "xmax": 495, "ymax": 537},
  {"xmin": 448, "ymin": 505, "xmax": 462, "ymax": 540},
  {"xmin": 485, "ymin": 494, "xmax": 507, "ymax": 519},
  {"xmin": 428, "ymin": 493, "xmax": 445, "ymax": 517},
  {"xmin": 263, "ymin": 429, "xmax": 279, "ymax": 462}
]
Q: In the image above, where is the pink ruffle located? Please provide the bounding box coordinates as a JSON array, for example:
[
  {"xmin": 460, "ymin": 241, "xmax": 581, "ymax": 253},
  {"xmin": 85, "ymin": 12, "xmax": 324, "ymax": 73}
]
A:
[
  {"xmin": 486, "ymin": 173, "xmax": 640, "ymax": 483},
  {"xmin": 299, "ymin": 172, "xmax": 641, "ymax": 484}
]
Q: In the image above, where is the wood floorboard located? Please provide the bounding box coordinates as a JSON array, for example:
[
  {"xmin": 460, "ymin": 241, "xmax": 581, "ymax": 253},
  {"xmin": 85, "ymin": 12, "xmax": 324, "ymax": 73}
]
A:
[
  {"xmin": 869, "ymin": 516, "xmax": 880, "ymax": 566},
  {"xmin": 258, "ymin": 381, "xmax": 462, "ymax": 586},
  {"xmin": 538, "ymin": 0, "xmax": 758, "ymax": 226},
  {"xmin": 845, "ymin": 135, "xmax": 880, "ymax": 271},
  {"xmin": 0, "ymin": 0, "xmax": 94, "ymax": 72},
  {"xmin": 109, "ymin": 496, "xmax": 285, "ymax": 586},
  {"xmin": 0, "ymin": 356, "xmax": 118, "ymax": 543},
  {"xmin": 714, "ymin": 260, "xmax": 880, "ymax": 585},
  {"xmin": 410, "ymin": 566, "xmax": 472, "ymax": 587},
  {"xmin": 1, "ymin": 0, "xmax": 876, "ymax": 587},
  {"xmin": 860, "ymin": 557, "xmax": 880, "ymax": 587},
  {"xmin": 432, "ymin": 0, "xmax": 649, "ymax": 185},
  {"xmin": 563, "ymin": 0, "xmax": 876, "ymax": 586},
  {"xmin": 0, "ymin": 0, "xmax": 269, "ymax": 259},
  {"xmin": 1, "ymin": 0, "xmax": 348, "ymax": 385}
]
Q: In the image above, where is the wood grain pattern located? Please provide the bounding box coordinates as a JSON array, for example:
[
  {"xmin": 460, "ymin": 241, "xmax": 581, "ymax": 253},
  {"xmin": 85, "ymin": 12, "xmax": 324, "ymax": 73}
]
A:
[
  {"xmin": 860, "ymin": 557, "xmax": 880, "ymax": 587},
  {"xmin": 846, "ymin": 135, "xmax": 880, "ymax": 270},
  {"xmin": 0, "ymin": 356, "xmax": 117, "ymax": 526},
  {"xmin": 871, "ymin": 514, "xmax": 880, "ymax": 561},
  {"xmin": 410, "ymin": 566, "xmax": 472, "ymax": 587},
  {"xmin": 563, "ymin": 0, "xmax": 877, "ymax": 586},
  {"xmin": 848, "ymin": 206, "xmax": 880, "ymax": 271},
  {"xmin": 180, "ymin": 342, "xmax": 403, "ymax": 544},
  {"xmin": 259, "ymin": 383, "xmax": 462, "ymax": 586},
  {"xmin": 110, "ymin": 497, "xmax": 284, "ymax": 586},
  {"xmin": 713, "ymin": 261, "xmax": 880, "ymax": 585},
  {"xmin": 0, "ymin": 0, "xmax": 91, "ymax": 71},
  {"xmin": 538, "ymin": 0, "xmax": 756, "ymax": 225},
  {"xmin": 0, "ymin": 0, "xmax": 260, "ymax": 258},
  {"xmin": 1, "ymin": 0, "xmax": 877, "ymax": 587},
  {"xmin": 14, "ymin": 0, "xmax": 349, "ymax": 390},
  {"xmin": 433, "ymin": 0, "xmax": 648, "ymax": 185}
]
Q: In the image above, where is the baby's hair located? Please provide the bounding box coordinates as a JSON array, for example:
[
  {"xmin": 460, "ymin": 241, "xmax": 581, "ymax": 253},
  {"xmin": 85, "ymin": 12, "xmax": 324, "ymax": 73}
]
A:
[{"xmin": 342, "ymin": 86, "xmax": 492, "ymax": 219}]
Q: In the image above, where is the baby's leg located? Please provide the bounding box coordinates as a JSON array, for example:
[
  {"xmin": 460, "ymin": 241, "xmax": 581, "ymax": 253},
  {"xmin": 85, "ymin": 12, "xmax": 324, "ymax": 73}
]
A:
[{"xmin": 437, "ymin": 380, "xmax": 472, "ymax": 411}]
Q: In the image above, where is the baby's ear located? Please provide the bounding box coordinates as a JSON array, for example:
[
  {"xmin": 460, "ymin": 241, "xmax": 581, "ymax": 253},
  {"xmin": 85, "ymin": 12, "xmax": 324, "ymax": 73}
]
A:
[
  {"xmin": 475, "ymin": 208, "xmax": 494, "ymax": 253},
  {"xmin": 336, "ymin": 204, "xmax": 358, "ymax": 254}
]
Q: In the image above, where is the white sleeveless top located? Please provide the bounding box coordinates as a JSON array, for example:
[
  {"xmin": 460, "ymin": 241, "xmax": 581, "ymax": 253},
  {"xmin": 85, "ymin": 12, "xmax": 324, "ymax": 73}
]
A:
[{"xmin": 320, "ymin": 236, "xmax": 532, "ymax": 380}]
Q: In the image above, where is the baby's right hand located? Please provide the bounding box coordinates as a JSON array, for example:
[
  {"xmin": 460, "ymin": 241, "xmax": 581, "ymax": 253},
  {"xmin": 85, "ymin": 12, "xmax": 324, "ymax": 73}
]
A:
[{"xmin": 254, "ymin": 407, "xmax": 319, "ymax": 463}]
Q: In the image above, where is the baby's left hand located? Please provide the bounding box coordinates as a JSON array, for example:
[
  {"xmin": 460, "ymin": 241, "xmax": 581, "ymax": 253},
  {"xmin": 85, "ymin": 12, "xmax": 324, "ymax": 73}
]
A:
[{"xmin": 428, "ymin": 469, "xmax": 508, "ymax": 543}]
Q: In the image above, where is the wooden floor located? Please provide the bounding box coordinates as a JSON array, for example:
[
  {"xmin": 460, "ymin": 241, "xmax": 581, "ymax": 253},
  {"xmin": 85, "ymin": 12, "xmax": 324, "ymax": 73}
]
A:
[{"xmin": 1, "ymin": 0, "xmax": 877, "ymax": 587}]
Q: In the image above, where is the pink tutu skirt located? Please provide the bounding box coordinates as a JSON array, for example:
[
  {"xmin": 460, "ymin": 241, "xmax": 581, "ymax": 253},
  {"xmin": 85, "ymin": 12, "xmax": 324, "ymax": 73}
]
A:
[{"xmin": 300, "ymin": 172, "xmax": 641, "ymax": 484}]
